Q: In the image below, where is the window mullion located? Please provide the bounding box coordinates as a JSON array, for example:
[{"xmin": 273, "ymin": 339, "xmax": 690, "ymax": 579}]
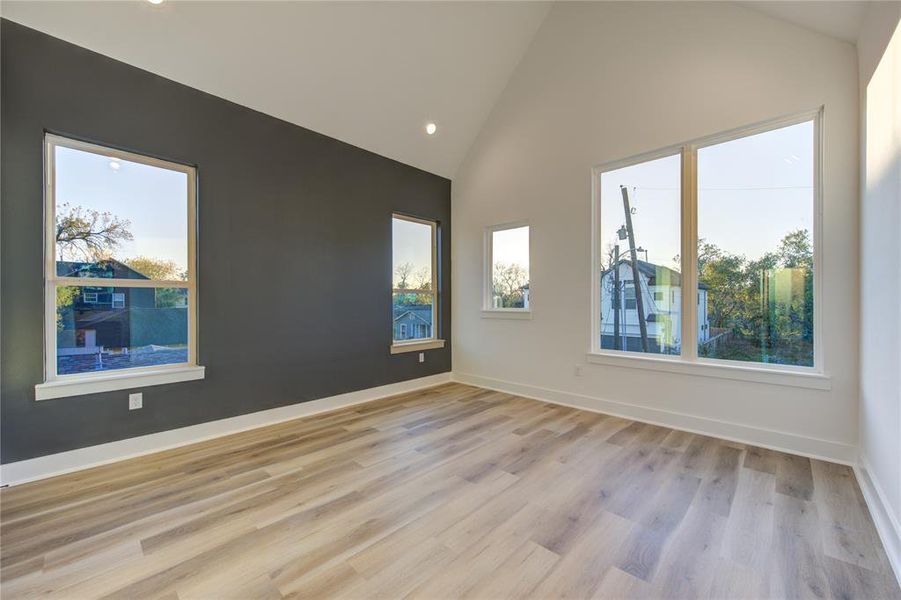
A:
[
  {"xmin": 680, "ymin": 145, "xmax": 699, "ymax": 361},
  {"xmin": 53, "ymin": 277, "xmax": 192, "ymax": 289}
]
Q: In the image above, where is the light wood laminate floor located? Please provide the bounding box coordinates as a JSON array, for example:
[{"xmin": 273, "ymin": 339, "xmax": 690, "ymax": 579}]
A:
[{"xmin": 1, "ymin": 383, "xmax": 898, "ymax": 599}]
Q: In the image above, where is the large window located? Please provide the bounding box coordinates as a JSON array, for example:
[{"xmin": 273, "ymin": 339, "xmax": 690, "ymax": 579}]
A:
[
  {"xmin": 485, "ymin": 224, "xmax": 530, "ymax": 312},
  {"xmin": 40, "ymin": 135, "xmax": 200, "ymax": 399},
  {"xmin": 597, "ymin": 154, "xmax": 681, "ymax": 354},
  {"xmin": 391, "ymin": 214, "xmax": 443, "ymax": 352},
  {"xmin": 698, "ymin": 121, "xmax": 815, "ymax": 367},
  {"xmin": 592, "ymin": 113, "xmax": 821, "ymax": 376}
]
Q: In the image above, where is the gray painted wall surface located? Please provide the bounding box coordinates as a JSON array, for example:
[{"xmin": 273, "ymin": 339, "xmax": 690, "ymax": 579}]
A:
[{"xmin": 0, "ymin": 19, "xmax": 452, "ymax": 463}]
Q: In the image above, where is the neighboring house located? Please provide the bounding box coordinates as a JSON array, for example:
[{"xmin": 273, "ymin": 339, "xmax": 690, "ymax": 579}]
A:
[
  {"xmin": 56, "ymin": 260, "xmax": 188, "ymax": 373},
  {"xmin": 600, "ymin": 259, "xmax": 709, "ymax": 354},
  {"xmin": 393, "ymin": 304, "xmax": 433, "ymax": 341}
]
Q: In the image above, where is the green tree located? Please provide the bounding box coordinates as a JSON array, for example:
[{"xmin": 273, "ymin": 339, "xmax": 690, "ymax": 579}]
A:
[{"xmin": 123, "ymin": 256, "xmax": 186, "ymax": 281}]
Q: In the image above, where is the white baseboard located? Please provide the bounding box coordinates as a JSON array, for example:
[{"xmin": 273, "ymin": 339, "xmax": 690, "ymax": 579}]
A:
[
  {"xmin": 452, "ymin": 372, "xmax": 857, "ymax": 464},
  {"xmin": 0, "ymin": 373, "xmax": 452, "ymax": 487},
  {"xmin": 855, "ymin": 457, "xmax": 901, "ymax": 587}
]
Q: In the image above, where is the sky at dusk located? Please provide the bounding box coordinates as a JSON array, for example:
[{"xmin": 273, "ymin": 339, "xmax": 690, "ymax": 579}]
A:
[
  {"xmin": 54, "ymin": 145, "xmax": 189, "ymax": 271},
  {"xmin": 600, "ymin": 120, "xmax": 814, "ymax": 271},
  {"xmin": 392, "ymin": 217, "xmax": 432, "ymax": 287}
]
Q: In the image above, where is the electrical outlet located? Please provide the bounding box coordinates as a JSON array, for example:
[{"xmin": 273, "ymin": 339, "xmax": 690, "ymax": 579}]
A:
[
  {"xmin": 574, "ymin": 364, "xmax": 583, "ymax": 377},
  {"xmin": 419, "ymin": 352, "xmax": 425, "ymax": 363},
  {"xmin": 129, "ymin": 393, "xmax": 143, "ymax": 410}
]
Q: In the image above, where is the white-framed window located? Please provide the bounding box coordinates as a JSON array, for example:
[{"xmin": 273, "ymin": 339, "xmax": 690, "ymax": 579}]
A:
[
  {"xmin": 390, "ymin": 214, "xmax": 444, "ymax": 354},
  {"xmin": 590, "ymin": 110, "xmax": 826, "ymax": 388},
  {"xmin": 483, "ymin": 222, "xmax": 531, "ymax": 318},
  {"xmin": 37, "ymin": 134, "xmax": 203, "ymax": 400}
]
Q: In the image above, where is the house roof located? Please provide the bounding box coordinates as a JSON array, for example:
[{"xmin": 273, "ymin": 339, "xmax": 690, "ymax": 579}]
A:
[
  {"xmin": 602, "ymin": 258, "xmax": 709, "ymax": 290},
  {"xmin": 57, "ymin": 259, "xmax": 149, "ymax": 280},
  {"xmin": 393, "ymin": 304, "xmax": 432, "ymax": 325}
]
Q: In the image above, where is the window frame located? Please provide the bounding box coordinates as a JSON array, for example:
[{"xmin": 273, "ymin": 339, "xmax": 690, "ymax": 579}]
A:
[
  {"xmin": 482, "ymin": 221, "xmax": 532, "ymax": 319},
  {"xmin": 390, "ymin": 213, "xmax": 444, "ymax": 354},
  {"xmin": 37, "ymin": 134, "xmax": 203, "ymax": 400},
  {"xmin": 588, "ymin": 109, "xmax": 829, "ymax": 390}
]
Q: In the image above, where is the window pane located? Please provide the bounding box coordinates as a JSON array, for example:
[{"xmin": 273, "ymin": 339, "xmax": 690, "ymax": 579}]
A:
[
  {"xmin": 392, "ymin": 217, "xmax": 432, "ymax": 290},
  {"xmin": 697, "ymin": 121, "xmax": 814, "ymax": 367},
  {"xmin": 393, "ymin": 292, "xmax": 433, "ymax": 342},
  {"xmin": 54, "ymin": 144, "xmax": 189, "ymax": 281},
  {"xmin": 599, "ymin": 154, "xmax": 681, "ymax": 354},
  {"xmin": 56, "ymin": 285, "xmax": 189, "ymax": 375},
  {"xmin": 491, "ymin": 226, "xmax": 530, "ymax": 309}
]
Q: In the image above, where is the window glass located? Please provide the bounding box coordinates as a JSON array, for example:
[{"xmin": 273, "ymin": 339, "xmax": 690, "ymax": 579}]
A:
[
  {"xmin": 392, "ymin": 216, "xmax": 436, "ymax": 343},
  {"xmin": 46, "ymin": 135, "xmax": 196, "ymax": 380},
  {"xmin": 54, "ymin": 145, "xmax": 188, "ymax": 281},
  {"xmin": 599, "ymin": 154, "xmax": 681, "ymax": 354},
  {"xmin": 697, "ymin": 121, "xmax": 814, "ymax": 366},
  {"xmin": 490, "ymin": 226, "xmax": 530, "ymax": 309},
  {"xmin": 56, "ymin": 286, "xmax": 189, "ymax": 375}
]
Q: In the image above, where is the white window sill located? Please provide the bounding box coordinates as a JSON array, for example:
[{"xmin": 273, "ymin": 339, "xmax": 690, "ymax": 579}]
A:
[
  {"xmin": 585, "ymin": 352, "xmax": 830, "ymax": 390},
  {"xmin": 35, "ymin": 365, "xmax": 206, "ymax": 401},
  {"xmin": 390, "ymin": 339, "xmax": 446, "ymax": 355},
  {"xmin": 481, "ymin": 310, "xmax": 532, "ymax": 320}
]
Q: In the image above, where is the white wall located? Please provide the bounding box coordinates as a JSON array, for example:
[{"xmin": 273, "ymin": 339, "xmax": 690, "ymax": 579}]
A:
[
  {"xmin": 452, "ymin": 2, "xmax": 859, "ymax": 460},
  {"xmin": 857, "ymin": 0, "xmax": 901, "ymax": 573}
]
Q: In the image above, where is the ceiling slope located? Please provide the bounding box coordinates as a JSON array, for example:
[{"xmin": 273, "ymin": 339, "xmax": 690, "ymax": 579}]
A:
[
  {"xmin": 736, "ymin": 1, "xmax": 869, "ymax": 43},
  {"xmin": 0, "ymin": 0, "xmax": 551, "ymax": 178}
]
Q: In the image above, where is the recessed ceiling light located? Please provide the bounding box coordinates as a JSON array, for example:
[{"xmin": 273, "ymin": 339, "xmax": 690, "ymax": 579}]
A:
[
  {"xmin": 109, "ymin": 160, "xmax": 121, "ymax": 171},
  {"xmin": 425, "ymin": 122, "xmax": 437, "ymax": 136},
  {"xmin": 147, "ymin": 0, "xmax": 164, "ymax": 4}
]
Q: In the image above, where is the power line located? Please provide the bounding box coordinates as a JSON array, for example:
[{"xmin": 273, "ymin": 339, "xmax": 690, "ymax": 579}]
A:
[{"xmin": 634, "ymin": 186, "xmax": 812, "ymax": 191}]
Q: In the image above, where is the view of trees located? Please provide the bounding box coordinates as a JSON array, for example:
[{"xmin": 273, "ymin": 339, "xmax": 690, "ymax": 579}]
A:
[
  {"xmin": 56, "ymin": 202, "xmax": 133, "ymax": 262},
  {"xmin": 697, "ymin": 229, "xmax": 813, "ymax": 365},
  {"xmin": 492, "ymin": 262, "xmax": 528, "ymax": 308},
  {"xmin": 55, "ymin": 204, "xmax": 188, "ymax": 314},
  {"xmin": 393, "ymin": 261, "xmax": 432, "ymax": 305}
]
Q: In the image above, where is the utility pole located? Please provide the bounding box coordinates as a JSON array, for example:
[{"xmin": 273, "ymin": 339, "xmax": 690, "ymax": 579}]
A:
[
  {"xmin": 612, "ymin": 244, "xmax": 620, "ymax": 349},
  {"xmin": 621, "ymin": 186, "xmax": 649, "ymax": 352}
]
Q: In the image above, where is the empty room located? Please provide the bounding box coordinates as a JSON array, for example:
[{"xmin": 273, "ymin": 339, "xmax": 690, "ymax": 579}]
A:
[{"xmin": 1, "ymin": 1, "xmax": 900, "ymax": 598}]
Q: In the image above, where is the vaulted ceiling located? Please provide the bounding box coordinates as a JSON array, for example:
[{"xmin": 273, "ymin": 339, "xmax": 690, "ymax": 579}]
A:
[
  {"xmin": 0, "ymin": 1, "xmax": 551, "ymax": 178},
  {"xmin": 1, "ymin": 1, "xmax": 868, "ymax": 177}
]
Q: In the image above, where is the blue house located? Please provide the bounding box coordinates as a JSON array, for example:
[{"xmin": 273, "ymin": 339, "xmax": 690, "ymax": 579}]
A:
[{"xmin": 393, "ymin": 304, "xmax": 433, "ymax": 341}]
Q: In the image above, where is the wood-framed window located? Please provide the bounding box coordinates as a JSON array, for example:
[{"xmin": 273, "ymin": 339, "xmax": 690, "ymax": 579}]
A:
[
  {"xmin": 36, "ymin": 134, "xmax": 203, "ymax": 400},
  {"xmin": 390, "ymin": 213, "xmax": 444, "ymax": 354},
  {"xmin": 589, "ymin": 110, "xmax": 828, "ymax": 389}
]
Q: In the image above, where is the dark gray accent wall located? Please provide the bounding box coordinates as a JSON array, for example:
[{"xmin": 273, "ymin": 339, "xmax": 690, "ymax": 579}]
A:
[{"xmin": 0, "ymin": 19, "xmax": 452, "ymax": 464}]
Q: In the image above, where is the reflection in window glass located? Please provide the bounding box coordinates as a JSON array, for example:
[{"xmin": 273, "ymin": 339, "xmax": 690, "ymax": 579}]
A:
[
  {"xmin": 697, "ymin": 120, "xmax": 814, "ymax": 366},
  {"xmin": 392, "ymin": 216, "xmax": 436, "ymax": 343},
  {"xmin": 56, "ymin": 286, "xmax": 189, "ymax": 375},
  {"xmin": 491, "ymin": 226, "xmax": 530, "ymax": 309},
  {"xmin": 599, "ymin": 155, "xmax": 682, "ymax": 354}
]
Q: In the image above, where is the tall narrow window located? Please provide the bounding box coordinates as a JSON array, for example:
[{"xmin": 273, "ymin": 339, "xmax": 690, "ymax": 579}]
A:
[
  {"xmin": 598, "ymin": 154, "xmax": 681, "ymax": 355},
  {"xmin": 485, "ymin": 224, "xmax": 530, "ymax": 311},
  {"xmin": 592, "ymin": 112, "xmax": 821, "ymax": 378},
  {"xmin": 391, "ymin": 214, "xmax": 443, "ymax": 352},
  {"xmin": 697, "ymin": 121, "xmax": 814, "ymax": 366},
  {"xmin": 42, "ymin": 135, "xmax": 199, "ymax": 396}
]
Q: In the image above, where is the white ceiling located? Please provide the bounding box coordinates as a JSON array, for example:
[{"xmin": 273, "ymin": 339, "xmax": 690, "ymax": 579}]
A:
[
  {"xmin": 0, "ymin": 1, "xmax": 551, "ymax": 178},
  {"xmin": 737, "ymin": 1, "xmax": 869, "ymax": 44},
  {"xmin": 1, "ymin": 1, "xmax": 872, "ymax": 177}
]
